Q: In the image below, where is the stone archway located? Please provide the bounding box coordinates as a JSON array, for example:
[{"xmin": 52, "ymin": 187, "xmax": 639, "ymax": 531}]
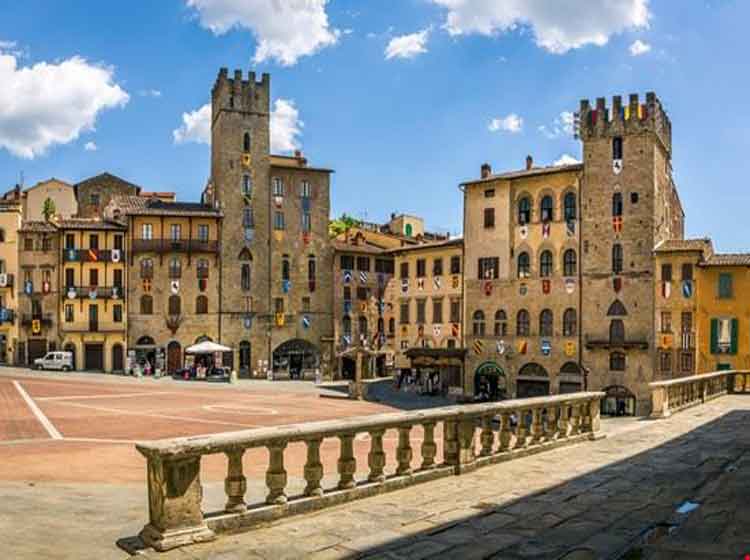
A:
[
  {"xmin": 602, "ymin": 385, "xmax": 636, "ymax": 417},
  {"xmin": 474, "ymin": 361, "xmax": 507, "ymax": 401},
  {"xmin": 516, "ymin": 362, "xmax": 550, "ymax": 398},
  {"xmin": 273, "ymin": 339, "xmax": 320, "ymax": 380}
]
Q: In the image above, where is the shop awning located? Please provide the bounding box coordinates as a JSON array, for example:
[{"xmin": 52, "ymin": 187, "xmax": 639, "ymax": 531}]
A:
[
  {"xmin": 186, "ymin": 341, "xmax": 232, "ymax": 354},
  {"xmin": 404, "ymin": 348, "xmax": 466, "ymax": 367}
]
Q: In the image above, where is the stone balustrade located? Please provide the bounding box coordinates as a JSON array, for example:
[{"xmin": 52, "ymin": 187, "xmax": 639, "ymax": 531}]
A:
[
  {"xmin": 650, "ymin": 370, "xmax": 750, "ymax": 419},
  {"xmin": 135, "ymin": 391, "xmax": 604, "ymax": 551}
]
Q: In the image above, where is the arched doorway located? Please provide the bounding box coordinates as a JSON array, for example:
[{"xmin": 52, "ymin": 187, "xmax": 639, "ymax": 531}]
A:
[
  {"xmin": 239, "ymin": 341, "xmax": 251, "ymax": 378},
  {"xmin": 559, "ymin": 361, "xmax": 583, "ymax": 394},
  {"xmin": 474, "ymin": 361, "xmax": 507, "ymax": 401},
  {"xmin": 342, "ymin": 356, "xmax": 356, "ymax": 380},
  {"xmin": 111, "ymin": 344, "xmax": 124, "ymax": 373},
  {"xmin": 516, "ymin": 363, "xmax": 550, "ymax": 398},
  {"xmin": 135, "ymin": 335, "xmax": 157, "ymax": 374},
  {"xmin": 167, "ymin": 341, "xmax": 181, "ymax": 374},
  {"xmin": 64, "ymin": 343, "xmax": 76, "ymax": 370},
  {"xmin": 273, "ymin": 339, "xmax": 320, "ymax": 380},
  {"xmin": 602, "ymin": 385, "xmax": 636, "ymax": 416}
]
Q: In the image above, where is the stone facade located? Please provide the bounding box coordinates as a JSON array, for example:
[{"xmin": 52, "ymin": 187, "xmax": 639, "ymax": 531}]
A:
[
  {"xmin": 23, "ymin": 178, "xmax": 78, "ymax": 222},
  {"xmin": 75, "ymin": 173, "xmax": 140, "ymax": 218}
]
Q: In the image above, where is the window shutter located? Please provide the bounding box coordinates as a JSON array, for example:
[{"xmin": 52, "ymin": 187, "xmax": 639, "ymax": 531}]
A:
[
  {"xmin": 710, "ymin": 319, "xmax": 718, "ymax": 354},
  {"xmin": 731, "ymin": 318, "xmax": 739, "ymax": 355}
]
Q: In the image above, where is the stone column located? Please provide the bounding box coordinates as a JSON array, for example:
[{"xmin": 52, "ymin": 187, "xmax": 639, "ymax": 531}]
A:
[
  {"xmin": 544, "ymin": 406, "xmax": 558, "ymax": 442},
  {"xmin": 529, "ymin": 407, "xmax": 544, "ymax": 444},
  {"xmin": 367, "ymin": 430, "xmax": 386, "ymax": 483},
  {"xmin": 589, "ymin": 398, "xmax": 601, "ymax": 434},
  {"xmin": 396, "ymin": 425, "xmax": 413, "ymax": 476},
  {"xmin": 455, "ymin": 417, "xmax": 477, "ymax": 473},
  {"xmin": 420, "ymin": 422, "xmax": 437, "ymax": 469},
  {"xmin": 265, "ymin": 442, "xmax": 288, "ymax": 505},
  {"xmin": 480, "ymin": 415, "xmax": 494, "ymax": 456},
  {"xmin": 443, "ymin": 419, "xmax": 459, "ymax": 466},
  {"xmin": 304, "ymin": 438, "xmax": 324, "ymax": 497},
  {"xmin": 569, "ymin": 405, "xmax": 581, "ymax": 436},
  {"xmin": 138, "ymin": 454, "xmax": 215, "ymax": 552},
  {"xmin": 557, "ymin": 404, "xmax": 569, "ymax": 439},
  {"xmin": 514, "ymin": 411, "xmax": 528, "ymax": 449},
  {"xmin": 337, "ymin": 433, "xmax": 357, "ymax": 489},
  {"xmin": 224, "ymin": 449, "xmax": 247, "ymax": 513},
  {"xmin": 497, "ymin": 412, "xmax": 512, "ymax": 452},
  {"xmin": 650, "ymin": 386, "xmax": 670, "ymax": 419}
]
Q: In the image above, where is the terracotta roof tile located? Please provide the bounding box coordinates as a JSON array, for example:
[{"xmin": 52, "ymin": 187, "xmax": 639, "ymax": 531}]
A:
[
  {"xmin": 462, "ymin": 163, "xmax": 582, "ymax": 186},
  {"xmin": 654, "ymin": 238, "xmax": 713, "ymax": 254},
  {"xmin": 110, "ymin": 195, "xmax": 222, "ymax": 218},
  {"xmin": 19, "ymin": 221, "xmax": 57, "ymax": 233},
  {"xmin": 703, "ymin": 254, "xmax": 750, "ymax": 266}
]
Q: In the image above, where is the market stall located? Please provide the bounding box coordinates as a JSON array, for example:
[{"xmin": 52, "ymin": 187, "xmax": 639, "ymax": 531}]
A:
[{"xmin": 183, "ymin": 341, "xmax": 233, "ymax": 381}]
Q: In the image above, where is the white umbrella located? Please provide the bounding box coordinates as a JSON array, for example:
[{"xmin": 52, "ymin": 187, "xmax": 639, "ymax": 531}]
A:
[{"xmin": 185, "ymin": 341, "xmax": 232, "ymax": 354}]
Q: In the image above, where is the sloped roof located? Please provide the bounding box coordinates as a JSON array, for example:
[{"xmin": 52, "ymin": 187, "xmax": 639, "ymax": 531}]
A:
[
  {"xmin": 110, "ymin": 195, "xmax": 222, "ymax": 218},
  {"xmin": 74, "ymin": 172, "xmax": 143, "ymax": 194},
  {"xmin": 654, "ymin": 238, "xmax": 713, "ymax": 254},
  {"xmin": 385, "ymin": 237, "xmax": 464, "ymax": 255},
  {"xmin": 462, "ymin": 163, "xmax": 583, "ymax": 186},
  {"xmin": 702, "ymin": 254, "xmax": 750, "ymax": 267},
  {"xmin": 56, "ymin": 218, "xmax": 126, "ymax": 231},
  {"xmin": 19, "ymin": 221, "xmax": 57, "ymax": 233}
]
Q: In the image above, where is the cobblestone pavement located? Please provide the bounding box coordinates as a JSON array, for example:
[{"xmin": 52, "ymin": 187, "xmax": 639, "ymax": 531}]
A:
[{"xmin": 134, "ymin": 395, "xmax": 750, "ymax": 560}]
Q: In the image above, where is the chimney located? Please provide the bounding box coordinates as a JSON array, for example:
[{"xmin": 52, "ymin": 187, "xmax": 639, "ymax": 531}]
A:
[
  {"xmin": 480, "ymin": 163, "xmax": 492, "ymax": 179},
  {"xmin": 525, "ymin": 155, "xmax": 533, "ymax": 170}
]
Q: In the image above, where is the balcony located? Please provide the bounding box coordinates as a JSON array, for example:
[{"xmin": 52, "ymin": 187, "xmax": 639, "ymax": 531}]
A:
[
  {"xmin": 21, "ymin": 313, "xmax": 54, "ymax": 327},
  {"xmin": 0, "ymin": 309, "xmax": 15, "ymax": 324},
  {"xmin": 584, "ymin": 335, "xmax": 649, "ymax": 350},
  {"xmin": 62, "ymin": 286, "xmax": 124, "ymax": 300},
  {"xmin": 63, "ymin": 249, "xmax": 126, "ymax": 263},
  {"xmin": 131, "ymin": 239, "xmax": 219, "ymax": 254}
]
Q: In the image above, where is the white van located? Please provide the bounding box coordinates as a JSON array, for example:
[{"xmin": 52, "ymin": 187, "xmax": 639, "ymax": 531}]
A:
[{"xmin": 34, "ymin": 351, "xmax": 74, "ymax": 372}]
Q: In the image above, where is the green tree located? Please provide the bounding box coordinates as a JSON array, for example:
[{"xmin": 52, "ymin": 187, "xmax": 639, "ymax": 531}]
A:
[
  {"xmin": 42, "ymin": 197, "xmax": 56, "ymax": 222},
  {"xmin": 328, "ymin": 213, "xmax": 359, "ymax": 238}
]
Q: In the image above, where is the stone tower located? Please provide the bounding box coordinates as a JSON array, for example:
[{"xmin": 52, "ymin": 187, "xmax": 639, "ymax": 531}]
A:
[{"xmin": 578, "ymin": 93, "xmax": 684, "ymax": 414}]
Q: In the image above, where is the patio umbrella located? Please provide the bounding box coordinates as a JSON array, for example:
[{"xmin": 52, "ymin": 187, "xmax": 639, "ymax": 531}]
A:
[{"xmin": 185, "ymin": 341, "xmax": 232, "ymax": 354}]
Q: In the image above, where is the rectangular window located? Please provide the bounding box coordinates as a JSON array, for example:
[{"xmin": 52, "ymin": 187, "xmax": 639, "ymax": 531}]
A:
[
  {"xmin": 302, "ymin": 212, "xmax": 311, "ymax": 232},
  {"xmin": 450, "ymin": 256, "xmax": 461, "ymax": 275},
  {"xmin": 660, "ymin": 311, "xmax": 672, "ymax": 333},
  {"xmin": 432, "ymin": 298, "xmax": 443, "ymax": 324},
  {"xmin": 718, "ymin": 273, "xmax": 733, "ymax": 298},
  {"xmin": 302, "ymin": 297, "xmax": 311, "ymax": 312},
  {"xmin": 681, "ymin": 263, "xmax": 693, "ymax": 281},
  {"xmin": 41, "ymin": 237, "xmax": 52, "ymax": 251},
  {"xmin": 433, "ymin": 258, "xmax": 443, "ymax": 277},
  {"xmin": 114, "ymin": 269, "xmax": 123, "ymax": 289},
  {"xmin": 400, "ymin": 300, "xmax": 410, "ymax": 324},
  {"xmin": 340, "ymin": 255, "xmax": 354, "ymax": 270},
  {"xmin": 416, "ymin": 259, "xmax": 426, "ymax": 278},
  {"xmin": 450, "ymin": 299, "xmax": 461, "ymax": 323},
  {"xmin": 64, "ymin": 305, "xmax": 74, "ymax": 323},
  {"xmin": 274, "ymin": 212, "xmax": 285, "ymax": 230},
  {"xmin": 241, "ymin": 263, "xmax": 251, "ymax": 291},
  {"xmin": 680, "ymin": 352, "xmax": 694, "ymax": 373},
  {"xmin": 661, "ymin": 264, "xmax": 672, "ymax": 282},
  {"xmin": 484, "ymin": 189, "xmax": 495, "ymax": 198},
  {"xmin": 24, "ymin": 237, "xmax": 33, "ymax": 251},
  {"xmin": 483, "ymin": 208, "xmax": 495, "ymax": 228},
  {"xmin": 416, "ymin": 299, "xmax": 426, "ymax": 324},
  {"xmin": 89, "ymin": 269, "xmax": 99, "ymax": 287},
  {"xmin": 90, "ymin": 193, "xmax": 100, "ymax": 206},
  {"xmin": 400, "ymin": 262, "xmax": 409, "ymax": 279},
  {"xmin": 375, "ymin": 258, "xmax": 394, "ymax": 274},
  {"xmin": 170, "ymin": 224, "xmax": 181, "ymax": 241},
  {"xmin": 300, "ymin": 181, "xmax": 312, "ymax": 198},
  {"xmin": 65, "ymin": 268, "xmax": 75, "ymax": 288},
  {"xmin": 142, "ymin": 224, "xmax": 153, "ymax": 240},
  {"xmin": 89, "ymin": 234, "xmax": 99, "ymax": 250},
  {"xmin": 659, "ymin": 351, "xmax": 672, "ymax": 374},
  {"xmin": 197, "ymin": 259, "xmax": 209, "ymax": 279},
  {"xmin": 274, "ymin": 298, "xmax": 284, "ymax": 313},
  {"xmin": 197, "ymin": 225, "xmax": 209, "ymax": 242},
  {"xmin": 356, "ymin": 257, "xmax": 370, "ymax": 271},
  {"xmin": 114, "ymin": 234, "xmax": 123, "ymax": 251},
  {"xmin": 272, "ymin": 178, "xmax": 284, "ymax": 197},
  {"xmin": 65, "ymin": 234, "xmax": 75, "ymax": 250},
  {"xmin": 113, "ymin": 304, "xmax": 123, "ymax": 323},
  {"xmin": 478, "ymin": 257, "xmax": 499, "ymax": 279}
]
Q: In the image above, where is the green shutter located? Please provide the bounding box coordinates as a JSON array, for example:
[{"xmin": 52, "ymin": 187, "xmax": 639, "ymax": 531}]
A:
[
  {"xmin": 731, "ymin": 318, "xmax": 739, "ymax": 355},
  {"xmin": 710, "ymin": 318, "xmax": 719, "ymax": 354}
]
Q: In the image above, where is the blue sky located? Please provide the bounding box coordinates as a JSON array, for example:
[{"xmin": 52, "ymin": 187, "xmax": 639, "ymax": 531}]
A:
[{"xmin": 0, "ymin": 1, "xmax": 748, "ymax": 250}]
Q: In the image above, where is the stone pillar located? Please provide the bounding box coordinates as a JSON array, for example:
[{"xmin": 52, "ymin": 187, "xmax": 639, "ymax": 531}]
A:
[
  {"xmin": 420, "ymin": 422, "xmax": 437, "ymax": 469},
  {"xmin": 497, "ymin": 412, "xmax": 512, "ymax": 452},
  {"xmin": 544, "ymin": 406, "xmax": 558, "ymax": 442},
  {"xmin": 396, "ymin": 425, "xmax": 413, "ymax": 476},
  {"xmin": 337, "ymin": 433, "xmax": 357, "ymax": 489},
  {"xmin": 649, "ymin": 386, "xmax": 670, "ymax": 419},
  {"xmin": 530, "ymin": 407, "xmax": 544, "ymax": 444},
  {"xmin": 303, "ymin": 438, "xmax": 324, "ymax": 497},
  {"xmin": 480, "ymin": 416, "xmax": 494, "ymax": 456},
  {"xmin": 265, "ymin": 442, "xmax": 288, "ymax": 505},
  {"xmin": 138, "ymin": 454, "xmax": 215, "ymax": 552},
  {"xmin": 589, "ymin": 398, "xmax": 601, "ymax": 434},
  {"xmin": 224, "ymin": 450, "xmax": 247, "ymax": 513},
  {"xmin": 367, "ymin": 430, "xmax": 386, "ymax": 483}
]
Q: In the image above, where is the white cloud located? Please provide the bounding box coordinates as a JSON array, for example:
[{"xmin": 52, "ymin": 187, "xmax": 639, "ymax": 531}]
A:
[
  {"xmin": 139, "ymin": 89, "xmax": 162, "ymax": 98},
  {"xmin": 553, "ymin": 153, "xmax": 581, "ymax": 166},
  {"xmin": 173, "ymin": 103, "xmax": 211, "ymax": 145},
  {"xmin": 488, "ymin": 113, "xmax": 523, "ymax": 133},
  {"xmin": 186, "ymin": 0, "xmax": 339, "ymax": 66},
  {"xmin": 84, "ymin": 141, "xmax": 97, "ymax": 152},
  {"xmin": 432, "ymin": 0, "xmax": 650, "ymax": 54},
  {"xmin": 385, "ymin": 28, "xmax": 430, "ymax": 60},
  {"xmin": 629, "ymin": 39, "xmax": 651, "ymax": 56},
  {"xmin": 0, "ymin": 52, "xmax": 128, "ymax": 159},
  {"xmin": 172, "ymin": 98, "xmax": 303, "ymax": 153},
  {"xmin": 539, "ymin": 111, "xmax": 575, "ymax": 139}
]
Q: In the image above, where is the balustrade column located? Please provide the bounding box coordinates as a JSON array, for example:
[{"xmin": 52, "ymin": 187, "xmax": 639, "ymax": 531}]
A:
[
  {"xmin": 337, "ymin": 433, "xmax": 357, "ymax": 489},
  {"xmin": 588, "ymin": 398, "xmax": 601, "ymax": 433},
  {"xmin": 569, "ymin": 404, "xmax": 581, "ymax": 436},
  {"xmin": 545, "ymin": 406, "xmax": 558, "ymax": 441},
  {"xmin": 480, "ymin": 415, "xmax": 495, "ymax": 456},
  {"xmin": 456, "ymin": 417, "xmax": 477, "ymax": 472},
  {"xmin": 396, "ymin": 425, "xmax": 413, "ymax": 476},
  {"xmin": 498, "ymin": 412, "xmax": 512, "ymax": 452},
  {"xmin": 557, "ymin": 403, "xmax": 569, "ymax": 439},
  {"xmin": 367, "ymin": 430, "xmax": 386, "ymax": 483},
  {"xmin": 530, "ymin": 407, "xmax": 544, "ymax": 444},
  {"xmin": 304, "ymin": 438, "xmax": 324, "ymax": 497},
  {"xmin": 514, "ymin": 410, "xmax": 528, "ymax": 449},
  {"xmin": 580, "ymin": 401, "xmax": 592, "ymax": 433},
  {"xmin": 224, "ymin": 449, "xmax": 247, "ymax": 513},
  {"xmin": 266, "ymin": 441, "xmax": 288, "ymax": 505},
  {"xmin": 443, "ymin": 420, "xmax": 459, "ymax": 465},
  {"xmin": 420, "ymin": 422, "xmax": 437, "ymax": 470}
]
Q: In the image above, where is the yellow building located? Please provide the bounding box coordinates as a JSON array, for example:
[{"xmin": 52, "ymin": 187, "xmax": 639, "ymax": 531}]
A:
[
  {"xmin": 58, "ymin": 219, "xmax": 127, "ymax": 372},
  {"xmin": 0, "ymin": 199, "xmax": 22, "ymax": 362}
]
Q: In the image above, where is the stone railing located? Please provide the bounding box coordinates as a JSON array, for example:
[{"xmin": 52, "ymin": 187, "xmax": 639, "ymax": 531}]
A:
[
  {"xmin": 135, "ymin": 392, "xmax": 604, "ymax": 551},
  {"xmin": 650, "ymin": 370, "xmax": 750, "ymax": 419}
]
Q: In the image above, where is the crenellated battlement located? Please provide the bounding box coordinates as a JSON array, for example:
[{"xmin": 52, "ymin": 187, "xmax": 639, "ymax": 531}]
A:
[
  {"xmin": 211, "ymin": 67, "xmax": 270, "ymax": 116},
  {"xmin": 578, "ymin": 92, "xmax": 672, "ymax": 155}
]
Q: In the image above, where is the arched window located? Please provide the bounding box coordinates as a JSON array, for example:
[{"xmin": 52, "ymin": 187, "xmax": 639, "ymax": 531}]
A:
[
  {"xmin": 140, "ymin": 295, "xmax": 153, "ymax": 315},
  {"xmin": 610, "ymin": 320, "xmax": 625, "ymax": 345},
  {"xmin": 342, "ymin": 315, "xmax": 352, "ymax": 337},
  {"xmin": 517, "ymin": 309, "xmax": 530, "ymax": 336},
  {"xmin": 282, "ymin": 256, "xmax": 290, "ymax": 281},
  {"xmin": 518, "ymin": 252, "xmax": 530, "ymax": 278},
  {"xmin": 563, "ymin": 308, "xmax": 577, "ymax": 337},
  {"xmin": 140, "ymin": 258, "xmax": 153, "ymax": 279},
  {"xmin": 242, "ymin": 175, "xmax": 252, "ymax": 196},
  {"xmin": 472, "ymin": 310, "xmax": 485, "ymax": 336},
  {"xmin": 612, "ymin": 193, "xmax": 623, "ymax": 217},
  {"xmin": 388, "ymin": 317, "xmax": 395, "ymax": 335},
  {"xmin": 168, "ymin": 295, "xmax": 181, "ymax": 316},
  {"xmin": 612, "ymin": 244, "xmax": 623, "ymax": 274},
  {"xmin": 563, "ymin": 192, "xmax": 576, "ymax": 221},
  {"xmin": 563, "ymin": 249, "xmax": 577, "ymax": 277},
  {"xmin": 540, "ymin": 195, "xmax": 554, "ymax": 222},
  {"xmin": 197, "ymin": 258, "xmax": 209, "ymax": 279},
  {"xmin": 539, "ymin": 309, "xmax": 553, "ymax": 337},
  {"xmin": 240, "ymin": 263, "xmax": 252, "ymax": 292},
  {"xmin": 607, "ymin": 300, "xmax": 627, "ymax": 316},
  {"xmin": 539, "ymin": 250, "xmax": 553, "ymax": 277},
  {"xmin": 518, "ymin": 197, "xmax": 531, "ymax": 224},
  {"xmin": 612, "ymin": 136, "xmax": 623, "ymax": 160},
  {"xmin": 610, "ymin": 351, "xmax": 626, "ymax": 371},
  {"xmin": 243, "ymin": 132, "xmax": 251, "ymax": 153},
  {"xmin": 358, "ymin": 316, "xmax": 368, "ymax": 338},
  {"xmin": 195, "ymin": 295, "xmax": 208, "ymax": 314},
  {"xmin": 168, "ymin": 257, "xmax": 181, "ymax": 279},
  {"xmin": 494, "ymin": 309, "xmax": 507, "ymax": 336}
]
